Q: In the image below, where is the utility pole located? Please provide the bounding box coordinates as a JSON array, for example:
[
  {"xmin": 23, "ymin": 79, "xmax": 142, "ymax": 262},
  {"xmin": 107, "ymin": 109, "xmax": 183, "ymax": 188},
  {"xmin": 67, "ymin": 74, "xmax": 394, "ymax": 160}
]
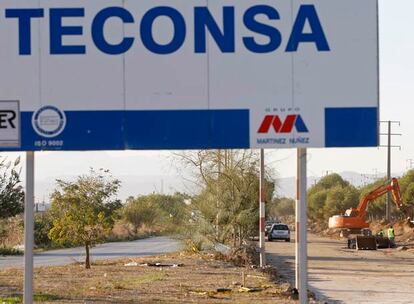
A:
[
  {"xmin": 380, "ymin": 121, "xmax": 401, "ymax": 222},
  {"xmin": 323, "ymin": 170, "xmax": 332, "ymax": 176}
]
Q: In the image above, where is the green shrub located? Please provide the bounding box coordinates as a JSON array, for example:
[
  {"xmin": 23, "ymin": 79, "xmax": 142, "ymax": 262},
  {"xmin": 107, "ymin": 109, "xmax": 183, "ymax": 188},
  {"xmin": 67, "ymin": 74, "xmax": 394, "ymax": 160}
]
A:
[
  {"xmin": 34, "ymin": 212, "xmax": 54, "ymax": 248},
  {"xmin": 0, "ymin": 247, "xmax": 23, "ymax": 256}
]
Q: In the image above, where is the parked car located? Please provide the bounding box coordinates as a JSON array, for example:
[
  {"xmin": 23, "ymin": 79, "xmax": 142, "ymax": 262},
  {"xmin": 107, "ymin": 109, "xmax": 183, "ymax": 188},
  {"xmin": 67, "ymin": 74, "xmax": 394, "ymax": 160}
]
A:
[
  {"xmin": 265, "ymin": 220, "xmax": 278, "ymax": 236},
  {"xmin": 268, "ymin": 223, "xmax": 290, "ymax": 242}
]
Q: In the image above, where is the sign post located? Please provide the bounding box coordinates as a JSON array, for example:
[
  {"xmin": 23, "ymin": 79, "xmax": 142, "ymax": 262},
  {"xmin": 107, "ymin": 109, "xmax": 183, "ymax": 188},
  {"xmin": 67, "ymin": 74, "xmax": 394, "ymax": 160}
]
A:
[
  {"xmin": 295, "ymin": 148, "xmax": 308, "ymax": 304},
  {"xmin": 259, "ymin": 149, "xmax": 266, "ymax": 267},
  {"xmin": 24, "ymin": 151, "xmax": 35, "ymax": 304}
]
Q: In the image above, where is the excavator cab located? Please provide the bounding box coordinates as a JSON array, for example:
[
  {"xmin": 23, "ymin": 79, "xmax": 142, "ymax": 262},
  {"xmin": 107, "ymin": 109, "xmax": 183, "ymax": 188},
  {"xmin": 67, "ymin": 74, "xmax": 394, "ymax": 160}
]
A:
[{"xmin": 344, "ymin": 208, "xmax": 358, "ymax": 217}]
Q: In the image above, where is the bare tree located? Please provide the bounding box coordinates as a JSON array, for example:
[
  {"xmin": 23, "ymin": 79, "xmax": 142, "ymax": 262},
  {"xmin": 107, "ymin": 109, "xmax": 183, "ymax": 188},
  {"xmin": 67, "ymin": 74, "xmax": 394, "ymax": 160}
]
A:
[{"xmin": 173, "ymin": 150, "xmax": 274, "ymax": 246}]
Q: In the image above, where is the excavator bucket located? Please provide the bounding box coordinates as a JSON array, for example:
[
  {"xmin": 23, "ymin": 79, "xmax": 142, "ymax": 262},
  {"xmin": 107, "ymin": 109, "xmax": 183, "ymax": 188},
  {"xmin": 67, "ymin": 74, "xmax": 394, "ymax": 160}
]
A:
[
  {"xmin": 356, "ymin": 235, "xmax": 377, "ymax": 250},
  {"xmin": 375, "ymin": 236, "xmax": 392, "ymax": 249}
]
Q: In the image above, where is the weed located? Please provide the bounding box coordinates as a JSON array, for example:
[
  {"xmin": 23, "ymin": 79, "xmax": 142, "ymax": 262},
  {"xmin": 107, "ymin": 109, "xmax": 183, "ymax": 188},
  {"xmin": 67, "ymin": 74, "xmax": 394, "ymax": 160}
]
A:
[{"xmin": 0, "ymin": 293, "xmax": 62, "ymax": 303}]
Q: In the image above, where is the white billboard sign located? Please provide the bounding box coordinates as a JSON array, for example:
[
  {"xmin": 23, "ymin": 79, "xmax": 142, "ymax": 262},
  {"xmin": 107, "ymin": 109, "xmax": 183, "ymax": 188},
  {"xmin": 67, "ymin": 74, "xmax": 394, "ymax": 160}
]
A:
[
  {"xmin": 0, "ymin": 0, "xmax": 379, "ymax": 151},
  {"xmin": 0, "ymin": 101, "xmax": 20, "ymax": 147}
]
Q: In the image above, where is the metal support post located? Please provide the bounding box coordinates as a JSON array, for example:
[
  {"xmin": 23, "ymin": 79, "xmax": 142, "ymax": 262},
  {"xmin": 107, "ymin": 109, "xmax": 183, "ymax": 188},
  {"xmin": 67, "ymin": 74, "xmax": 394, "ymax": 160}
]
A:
[
  {"xmin": 259, "ymin": 149, "xmax": 266, "ymax": 267},
  {"xmin": 216, "ymin": 150, "xmax": 221, "ymax": 240},
  {"xmin": 295, "ymin": 148, "xmax": 307, "ymax": 304},
  {"xmin": 24, "ymin": 151, "xmax": 35, "ymax": 304}
]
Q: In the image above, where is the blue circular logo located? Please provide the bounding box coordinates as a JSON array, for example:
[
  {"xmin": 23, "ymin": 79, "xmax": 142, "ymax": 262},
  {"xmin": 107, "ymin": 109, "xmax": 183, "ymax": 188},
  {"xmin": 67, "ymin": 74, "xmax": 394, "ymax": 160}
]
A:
[{"xmin": 32, "ymin": 106, "xmax": 66, "ymax": 138}]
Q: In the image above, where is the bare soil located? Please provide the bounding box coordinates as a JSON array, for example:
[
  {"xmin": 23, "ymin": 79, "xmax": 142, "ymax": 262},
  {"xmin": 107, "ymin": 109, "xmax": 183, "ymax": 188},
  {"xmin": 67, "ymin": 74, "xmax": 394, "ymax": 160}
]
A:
[
  {"xmin": 370, "ymin": 219, "xmax": 414, "ymax": 244},
  {"xmin": 267, "ymin": 233, "xmax": 414, "ymax": 303},
  {"xmin": 0, "ymin": 252, "xmax": 297, "ymax": 303}
]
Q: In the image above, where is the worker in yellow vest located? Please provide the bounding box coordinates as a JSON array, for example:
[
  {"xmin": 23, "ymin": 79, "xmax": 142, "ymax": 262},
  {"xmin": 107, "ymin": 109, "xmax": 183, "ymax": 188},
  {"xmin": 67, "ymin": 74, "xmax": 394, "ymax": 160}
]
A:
[
  {"xmin": 388, "ymin": 226, "xmax": 395, "ymax": 246},
  {"xmin": 377, "ymin": 230, "xmax": 384, "ymax": 238}
]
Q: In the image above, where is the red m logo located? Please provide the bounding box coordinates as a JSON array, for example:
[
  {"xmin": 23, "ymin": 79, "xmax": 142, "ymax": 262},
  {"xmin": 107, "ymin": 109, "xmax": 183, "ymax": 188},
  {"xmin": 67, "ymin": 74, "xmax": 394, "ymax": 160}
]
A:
[{"xmin": 258, "ymin": 115, "xmax": 309, "ymax": 134}]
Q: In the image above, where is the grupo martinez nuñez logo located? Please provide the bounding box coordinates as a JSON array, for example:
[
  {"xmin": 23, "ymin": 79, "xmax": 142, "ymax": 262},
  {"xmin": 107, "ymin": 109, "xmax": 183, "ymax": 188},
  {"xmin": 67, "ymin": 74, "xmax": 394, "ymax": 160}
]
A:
[{"xmin": 257, "ymin": 112, "xmax": 309, "ymax": 145}]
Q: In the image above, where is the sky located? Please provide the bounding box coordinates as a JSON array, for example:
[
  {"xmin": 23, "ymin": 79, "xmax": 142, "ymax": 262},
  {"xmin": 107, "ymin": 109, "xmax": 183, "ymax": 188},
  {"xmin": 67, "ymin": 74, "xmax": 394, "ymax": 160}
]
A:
[{"xmin": 2, "ymin": 0, "xmax": 413, "ymax": 201}]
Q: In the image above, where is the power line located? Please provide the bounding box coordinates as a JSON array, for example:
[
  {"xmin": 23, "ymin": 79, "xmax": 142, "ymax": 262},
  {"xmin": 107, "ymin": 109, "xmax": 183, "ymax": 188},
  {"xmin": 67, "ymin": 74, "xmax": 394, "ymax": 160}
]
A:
[{"xmin": 380, "ymin": 120, "xmax": 401, "ymax": 221}]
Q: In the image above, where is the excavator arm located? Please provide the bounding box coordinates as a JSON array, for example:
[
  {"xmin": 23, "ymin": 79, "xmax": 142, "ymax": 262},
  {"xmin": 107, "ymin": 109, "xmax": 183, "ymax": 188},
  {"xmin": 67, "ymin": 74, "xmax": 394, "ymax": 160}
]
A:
[{"xmin": 354, "ymin": 178, "xmax": 403, "ymax": 219}]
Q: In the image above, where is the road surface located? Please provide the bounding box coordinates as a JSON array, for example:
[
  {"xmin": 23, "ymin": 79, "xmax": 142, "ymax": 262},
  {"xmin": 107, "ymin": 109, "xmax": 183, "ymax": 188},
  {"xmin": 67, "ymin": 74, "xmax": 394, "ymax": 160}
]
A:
[
  {"xmin": 267, "ymin": 233, "xmax": 414, "ymax": 304},
  {"xmin": 0, "ymin": 236, "xmax": 180, "ymax": 268}
]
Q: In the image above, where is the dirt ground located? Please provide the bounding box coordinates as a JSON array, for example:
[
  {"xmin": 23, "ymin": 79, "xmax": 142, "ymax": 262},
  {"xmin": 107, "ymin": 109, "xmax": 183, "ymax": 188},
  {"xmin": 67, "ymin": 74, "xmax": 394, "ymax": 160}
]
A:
[
  {"xmin": 0, "ymin": 252, "xmax": 297, "ymax": 304},
  {"xmin": 267, "ymin": 233, "xmax": 414, "ymax": 304}
]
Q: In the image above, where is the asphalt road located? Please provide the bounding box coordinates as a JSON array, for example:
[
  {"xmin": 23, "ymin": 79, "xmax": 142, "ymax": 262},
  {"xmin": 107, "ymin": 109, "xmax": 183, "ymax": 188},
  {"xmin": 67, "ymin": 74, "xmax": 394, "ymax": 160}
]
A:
[
  {"xmin": 266, "ymin": 233, "xmax": 414, "ymax": 304},
  {"xmin": 0, "ymin": 236, "xmax": 181, "ymax": 269}
]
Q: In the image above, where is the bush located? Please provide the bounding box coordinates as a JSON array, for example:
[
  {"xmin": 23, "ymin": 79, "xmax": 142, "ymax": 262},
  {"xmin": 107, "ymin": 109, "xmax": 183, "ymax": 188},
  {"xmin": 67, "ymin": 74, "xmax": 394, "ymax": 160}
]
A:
[
  {"xmin": 121, "ymin": 193, "xmax": 190, "ymax": 235},
  {"xmin": 0, "ymin": 216, "xmax": 23, "ymax": 248},
  {"xmin": 269, "ymin": 197, "xmax": 295, "ymax": 218},
  {"xmin": 0, "ymin": 156, "xmax": 24, "ymax": 220},
  {"xmin": 34, "ymin": 212, "xmax": 54, "ymax": 248},
  {"xmin": 122, "ymin": 199, "xmax": 159, "ymax": 233},
  {"xmin": 0, "ymin": 247, "xmax": 23, "ymax": 256}
]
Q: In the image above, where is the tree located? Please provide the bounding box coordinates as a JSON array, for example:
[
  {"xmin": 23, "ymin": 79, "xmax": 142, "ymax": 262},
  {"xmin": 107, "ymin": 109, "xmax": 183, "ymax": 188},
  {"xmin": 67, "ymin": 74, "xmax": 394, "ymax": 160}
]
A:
[
  {"xmin": 122, "ymin": 193, "xmax": 190, "ymax": 234},
  {"xmin": 316, "ymin": 173, "xmax": 349, "ymax": 190},
  {"xmin": 0, "ymin": 156, "xmax": 24, "ymax": 219},
  {"xmin": 307, "ymin": 173, "xmax": 359, "ymax": 222},
  {"xmin": 398, "ymin": 170, "xmax": 414, "ymax": 217},
  {"xmin": 48, "ymin": 169, "xmax": 121, "ymax": 269},
  {"xmin": 359, "ymin": 178, "xmax": 387, "ymax": 219},
  {"xmin": 323, "ymin": 186, "xmax": 346, "ymax": 217},
  {"xmin": 34, "ymin": 212, "xmax": 54, "ymax": 248},
  {"xmin": 122, "ymin": 197, "xmax": 159, "ymax": 233},
  {"xmin": 174, "ymin": 150, "xmax": 274, "ymax": 246},
  {"xmin": 269, "ymin": 197, "xmax": 295, "ymax": 218},
  {"xmin": 308, "ymin": 190, "xmax": 328, "ymax": 220},
  {"xmin": 0, "ymin": 221, "xmax": 8, "ymax": 247}
]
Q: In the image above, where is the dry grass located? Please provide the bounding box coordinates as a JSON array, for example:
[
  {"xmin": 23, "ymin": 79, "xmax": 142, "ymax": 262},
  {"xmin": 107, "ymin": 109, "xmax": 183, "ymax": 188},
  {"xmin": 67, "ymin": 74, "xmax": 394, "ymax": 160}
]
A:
[{"xmin": 0, "ymin": 252, "xmax": 295, "ymax": 303}]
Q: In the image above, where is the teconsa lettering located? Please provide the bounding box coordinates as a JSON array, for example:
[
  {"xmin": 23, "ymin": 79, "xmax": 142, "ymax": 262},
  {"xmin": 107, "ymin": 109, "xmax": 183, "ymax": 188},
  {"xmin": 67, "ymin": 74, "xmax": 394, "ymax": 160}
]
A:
[{"xmin": 5, "ymin": 5, "xmax": 330, "ymax": 55}]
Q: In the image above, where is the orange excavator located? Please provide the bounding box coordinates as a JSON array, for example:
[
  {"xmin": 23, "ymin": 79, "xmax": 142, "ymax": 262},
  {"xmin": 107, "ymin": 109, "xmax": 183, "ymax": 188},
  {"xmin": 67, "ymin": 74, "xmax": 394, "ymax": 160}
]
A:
[
  {"xmin": 328, "ymin": 178, "xmax": 410, "ymax": 250},
  {"xmin": 329, "ymin": 178, "xmax": 408, "ymax": 232}
]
